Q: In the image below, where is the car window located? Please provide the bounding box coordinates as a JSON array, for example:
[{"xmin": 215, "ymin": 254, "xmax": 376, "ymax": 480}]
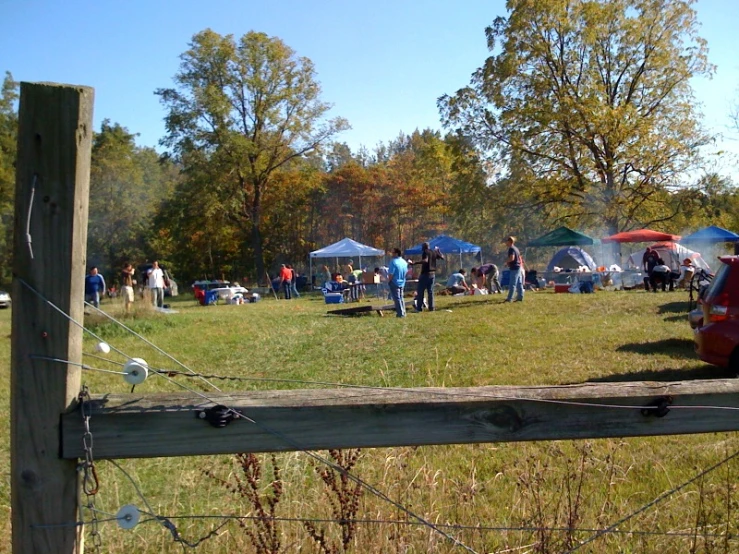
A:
[{"xmin": 704, "ymin": 264, "xmax": 730, "ymax": 303}]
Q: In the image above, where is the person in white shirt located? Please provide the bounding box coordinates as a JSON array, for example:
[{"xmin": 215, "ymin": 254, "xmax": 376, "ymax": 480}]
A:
[
  {"xmin": 677, "ymin": 258, "xmax": 696, "ymax": 289},
  {"xmin": 649, "ymin": 258, "xmax": 672, "ymax": 292},
  {"xmin": 147, "ymin": 261, "xmax": 165, "ymax": 308}
]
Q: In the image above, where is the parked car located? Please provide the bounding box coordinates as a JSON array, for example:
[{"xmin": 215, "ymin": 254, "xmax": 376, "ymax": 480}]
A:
[
  {"xmin": 137, "ymin": 264, "xmax": 179, "ymax": 297},
  {"xmin": 693, "ymin": 256, "xmax": 739, "ymax": 370},
  {"xmin": 0, "ymin": 290, "xmax": 10, "ymax": 309}
]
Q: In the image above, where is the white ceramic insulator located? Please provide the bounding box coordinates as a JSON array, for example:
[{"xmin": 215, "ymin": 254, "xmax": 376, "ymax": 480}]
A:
[
  {"xmin": 95, "ymin": 342, "xmax": 111, "ymax": 354},
  {"xmin": 116, "ymin": 504, "xmax": 140, "ymax": 530},
  {"xmin": 123, "ymin": 358, "xmax": 149, "ymax": 385}
]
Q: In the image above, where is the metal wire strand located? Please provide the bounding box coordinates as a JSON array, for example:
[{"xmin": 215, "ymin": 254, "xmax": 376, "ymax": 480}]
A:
[
  {"xmin": 84, "ymin": 302, "xmax": 223, "ymax": 393},
  {"xmin": 146, "ymin": 369, "xmax": 739, "ymax": 413},
  {"xmin": 565, "ymin": 447, "xmax": 739, "ymax": 552}
]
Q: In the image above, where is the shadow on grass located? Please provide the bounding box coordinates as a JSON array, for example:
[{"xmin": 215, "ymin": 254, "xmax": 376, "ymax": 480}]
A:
[
  {"xmin": 587, "ymin": 364, "xmax": 735, "ymax": 383},
  {"xmin": 437, "ymin": 296, "xmax": 504, "ymax": 311},
  {"xmin": 663, "ymin": 314, "xmax": 690, "ymax": 323},
  {"xmin": 616, "ymin": 337, "xmax": 694, "ymax": 358},
  {"xmin": 658, "ymin": 300, "xmax": 690, "ymax": 314}
]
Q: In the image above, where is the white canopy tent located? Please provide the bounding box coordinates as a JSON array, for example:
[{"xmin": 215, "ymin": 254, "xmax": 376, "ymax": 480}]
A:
[
  {"xmin": 309, "ymin": 238, "xmax": 385, "ymax": 286},
  {"xmin": 626, "ymin": 242, "xmax": 711, "ymax": 272}
]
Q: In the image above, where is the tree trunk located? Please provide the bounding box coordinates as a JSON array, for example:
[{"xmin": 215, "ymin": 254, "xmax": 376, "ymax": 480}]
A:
[
  {"xmin": 252, "ymin": 220, "xmax": 265, "ymax": 285},
  {"xmin": 251, "ymin": 180, "xmax": 266, "ymax": 283}
]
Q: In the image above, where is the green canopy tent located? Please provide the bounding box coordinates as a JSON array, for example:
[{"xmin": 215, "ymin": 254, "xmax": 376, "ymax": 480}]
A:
[
  {"xmin": 527, "ymin": 226, "xmax": 596, "ymax": 247},
  {"xmin": 526, "ymin": 227, "xmax": 599, "ymax": 282}
]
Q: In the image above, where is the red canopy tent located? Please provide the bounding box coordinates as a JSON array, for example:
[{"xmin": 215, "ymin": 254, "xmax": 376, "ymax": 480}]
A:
[{"xmin": 602, "ymin": 229, "xmax": 681, "ymax": 243}]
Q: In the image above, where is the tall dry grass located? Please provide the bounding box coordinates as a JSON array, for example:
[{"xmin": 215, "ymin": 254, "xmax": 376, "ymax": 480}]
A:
[{"xmin": 0, "ymin": 289, "xmax": 737, "ymax": 552}]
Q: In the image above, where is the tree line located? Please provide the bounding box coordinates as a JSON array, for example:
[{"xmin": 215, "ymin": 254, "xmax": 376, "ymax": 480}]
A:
[{"xmin": 1, "ymin": 0, "xmax": 738, "ymax": 287}]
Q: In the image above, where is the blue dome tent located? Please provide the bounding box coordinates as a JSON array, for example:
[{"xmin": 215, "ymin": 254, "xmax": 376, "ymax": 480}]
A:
[{"xmin": 546, "ymin": 247, "xmax": 597, "ymax": 272}]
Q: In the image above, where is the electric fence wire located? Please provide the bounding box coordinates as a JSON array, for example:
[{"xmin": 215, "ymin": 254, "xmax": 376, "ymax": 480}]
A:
[
  {"xmin": 32, "ymin": 508, "xmax": 738, "ymax": 542},
  {"xmin": 20, "ymin": 281, "xmax": 479, "ymax": 554},
  {"xmin": 87, "ymin": 302, "xmax": 223, "ymax": 392},
  {"xmin": 564, "ymin": 447, "xmax": 739, "ymax": 553},
  {"xmin": 34, "ymin": 352, "xmax": 739, "ymax": 553},
  {"xmin": 100, "ymin": 366, "xmax": 739, "ymax": 415},
  {"xmin": 32, "ymin": 348, "xmax": 739, "ymax": 553},
  {"xmin": 131, "ymin": 513, "xmax": 738, "ymax": 540},
  {"xmin": 23, "ymin": 280, "xmax": 739, "ymax": 552}
]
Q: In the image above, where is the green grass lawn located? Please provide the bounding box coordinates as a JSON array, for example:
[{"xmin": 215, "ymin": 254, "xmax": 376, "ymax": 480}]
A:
[{"xmin": 1, "ymin": 289, "xmax": 737, "ymax": 553}]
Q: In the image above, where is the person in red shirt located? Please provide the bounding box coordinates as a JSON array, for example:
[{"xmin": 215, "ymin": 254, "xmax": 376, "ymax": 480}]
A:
[{"xmin": 279, "ymin": 264, "xmax": 293, "ymax": 299}]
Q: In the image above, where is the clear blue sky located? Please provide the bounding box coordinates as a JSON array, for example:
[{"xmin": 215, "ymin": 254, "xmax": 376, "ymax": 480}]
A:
[{"xmin": 1, "ymin": 0, "xmax": 737, "ymax": 179}]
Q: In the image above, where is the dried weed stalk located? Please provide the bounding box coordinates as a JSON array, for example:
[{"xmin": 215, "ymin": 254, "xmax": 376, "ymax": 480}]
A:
[
  {"xmin": 205, "ymin": 453, "xmax": 283, "ymax": 554},
  {"xmin": 304, "ymin": 449, "xmax": 364, "ymax": 554},
  {"xmin": 516, "ymin": 443, "xmax": 592, "ymax": 553}
]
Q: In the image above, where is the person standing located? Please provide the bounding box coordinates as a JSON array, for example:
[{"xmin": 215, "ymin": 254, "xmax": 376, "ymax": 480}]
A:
[
  {"xmin": 320, "ymin": 264, "xmax": 332, "ymax": 288},
  {"xmin": 147, "ymin": 261, "xmax": 165, "ymax": 308},
  {"xmin": 504, "ymin": 236, "xmax": 524, "ymax": 303},
  {"xmin": 84, "ymin": 267, "xmax": 106, "ymax": 308},
  {"xmin": 411, "ymin": 242, "xmax": 444, "ymax": 312},
  {"xmin": 287, "ymin": 265, "xmax": 300, "ymax": 298},
  {"xmin": 279, "ymin": 264, "xmax": 292, "ymax": 300},
  {"xmin": 121, "ymin": 263, "xmax": 135, "ymax": 313},
  {"xmin": 387, "ymin": 248, "xmax": 409, "ymax": 318},
  {"xmin": 642, "ymin": 247, "xmax": 660, "ymax": 291}
]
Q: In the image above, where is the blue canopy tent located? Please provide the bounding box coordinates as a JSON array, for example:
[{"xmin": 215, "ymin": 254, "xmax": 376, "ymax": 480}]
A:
[
  {"xmin": 681, "ymin": 225, "xmax": 739, "ymax": 244},
  {"xmin": 404, "ymin": 235, "xmax": 481, "ymax": 268},
  {"xmin": 546, "ymin": 247, "xmax": 597, "ymax": 272}
]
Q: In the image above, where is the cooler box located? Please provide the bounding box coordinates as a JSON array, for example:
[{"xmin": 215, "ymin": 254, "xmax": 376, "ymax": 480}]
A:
[
  {"xmin": 554, "ymin": 284, "xmax": 570, "ymax": 293},
  {"xmin": 324, "ymin": 293, "xmax": 344, "ymax": 304},
  {"xmin": 205, "ymin": 290, "xmax": 219, "ymax": 304}
]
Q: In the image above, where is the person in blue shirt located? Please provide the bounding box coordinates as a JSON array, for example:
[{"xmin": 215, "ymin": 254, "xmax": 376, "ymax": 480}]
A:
[
  {"xmin": 504, "ymin": 236, "xmax": 524, "ymax": 302},
  {"xmin": 387, "ymin": 248, "xmax": 409, "ymax": 318},
  {"xmin": 84, "ymin": 266, "xmax": 106, "ymax": 308}
]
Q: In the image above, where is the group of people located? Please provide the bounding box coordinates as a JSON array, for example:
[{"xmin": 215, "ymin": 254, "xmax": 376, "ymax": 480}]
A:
[
  {"xmin": 385, "ymin": 236, "xmax": 526, "ymax": 318},
  {"xmin": 642, "ymin": 248, "xmax": 696, "ymax": 292},
  {"xmin": 84, "ymin": 261, "xmax": 167, "ymax": 311}
]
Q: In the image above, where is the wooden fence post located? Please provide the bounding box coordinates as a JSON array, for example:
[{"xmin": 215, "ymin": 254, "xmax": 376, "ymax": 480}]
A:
[{"xmin": 11, "ymin": 82, "xmax": 93, "ymax": 554}]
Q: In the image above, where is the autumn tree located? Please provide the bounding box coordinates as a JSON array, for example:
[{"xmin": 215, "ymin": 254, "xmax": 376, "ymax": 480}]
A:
[
  {"xmin": 0, "ymin": 72, "xmax": 18, "ymax": 286},
  {"xmin": 157, "ymin": 29, "xmax": 349, "ymax": 280},
  {"xmin": 439, "ymin": 0, "xmax": 713, "ymax": 235}
]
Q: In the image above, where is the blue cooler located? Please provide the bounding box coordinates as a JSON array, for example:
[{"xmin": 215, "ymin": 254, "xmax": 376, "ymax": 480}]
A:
[
  {"xmin": 205, "ymin": 290, "xmax": 219, "ymax": 305},
  {"xmin": 324, "ymin": 293, "xmax": 344, "ymax": 304}
]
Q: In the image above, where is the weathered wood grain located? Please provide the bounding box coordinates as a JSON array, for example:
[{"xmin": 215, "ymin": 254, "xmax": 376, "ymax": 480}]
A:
[
  {"xmin": 61, "ymin": 379, "xmax": 739, "ymax": 459},
  {"xmin": 12, "ymin": 82, "xmax": 93, "ymax": 554}
]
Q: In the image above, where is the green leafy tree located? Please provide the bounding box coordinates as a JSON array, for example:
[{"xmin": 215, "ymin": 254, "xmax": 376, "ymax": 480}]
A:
[
  {"xmin": 0, "ymin": 72, "xmax": 18, "ymax": 286},
  {"xmin": 440, "ymin": 0, "xmax": 713, "ymax": 235},
  {"xmin": 157, "ymin": 29, "xmax": 349, "ymax": 281},
  {"xmin": 88, "ymin": 120, "xmax": 177, "ymax": 280}
]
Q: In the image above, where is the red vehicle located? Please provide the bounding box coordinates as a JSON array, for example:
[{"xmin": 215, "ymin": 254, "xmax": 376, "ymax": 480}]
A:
[{"xmin": 693, "ymin": 256, "xmax": 739, "ymax": 370}]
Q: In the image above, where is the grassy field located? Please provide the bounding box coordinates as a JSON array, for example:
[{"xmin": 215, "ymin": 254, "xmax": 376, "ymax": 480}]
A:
[{"xmin": 1, "ymin": 288, "xmax": 738, "ymax": 553}]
